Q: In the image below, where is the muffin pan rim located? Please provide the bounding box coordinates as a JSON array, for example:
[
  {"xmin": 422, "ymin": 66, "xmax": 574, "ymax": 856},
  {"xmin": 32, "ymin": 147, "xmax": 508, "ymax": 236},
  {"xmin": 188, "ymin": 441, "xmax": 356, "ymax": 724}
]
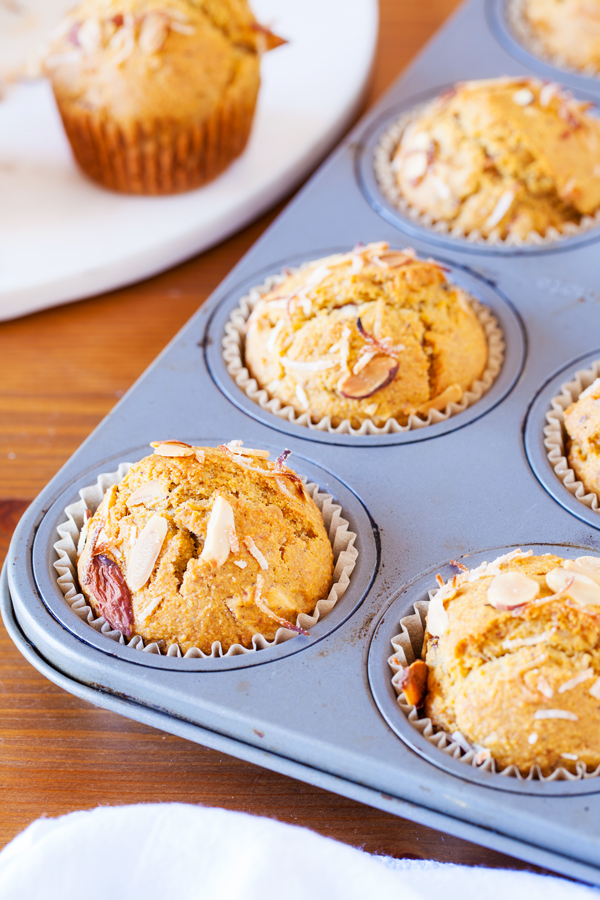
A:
[
  {"xmin": 368, "ymin": 542, "xmax": 600, "ymax": 797},
  {"xmin": 32, "ymin": 442, "xmax": 379, "ymax": 673},
  {"xmin": 357, "ymin": 88, "xmax": 600, "ymax": 257},
  {"xmin": 525, "ymin": 349, "xmax": 600, "ymax": 531},
  {"xmin": 205, "ymin": 251, "xmax": 527, "ymax": 446}
]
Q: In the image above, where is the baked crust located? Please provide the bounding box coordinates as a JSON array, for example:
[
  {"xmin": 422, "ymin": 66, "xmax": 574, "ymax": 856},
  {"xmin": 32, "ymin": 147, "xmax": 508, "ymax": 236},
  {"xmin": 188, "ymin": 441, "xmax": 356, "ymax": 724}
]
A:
[
  {"xmin": 244, "ymin": 243, "xmax": 488, "ymax": 429},
  {"xmin": 392, "ymin": 77, "xmax": 600, "ymax": 240},
  {"xmin": 424, "ymin": 551, "xmax": 600, "ymax": 775},
  {"xmin": 77, "ymin": 444, "xmax": 333, "ymax": 653}
]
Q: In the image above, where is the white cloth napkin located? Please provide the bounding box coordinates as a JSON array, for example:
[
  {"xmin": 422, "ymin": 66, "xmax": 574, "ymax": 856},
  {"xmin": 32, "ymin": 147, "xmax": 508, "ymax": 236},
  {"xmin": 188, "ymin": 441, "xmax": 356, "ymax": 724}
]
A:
[{"xmin": 0, "ymin": 803, "xmax": 597, "ymax": 900}]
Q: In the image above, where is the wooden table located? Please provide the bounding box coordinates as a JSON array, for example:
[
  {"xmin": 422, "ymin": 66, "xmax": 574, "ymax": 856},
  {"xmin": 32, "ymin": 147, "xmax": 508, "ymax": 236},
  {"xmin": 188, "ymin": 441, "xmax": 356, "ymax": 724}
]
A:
[{"xmin": 0, "ymin": 0, "xmax": 548, "ymax": 872}]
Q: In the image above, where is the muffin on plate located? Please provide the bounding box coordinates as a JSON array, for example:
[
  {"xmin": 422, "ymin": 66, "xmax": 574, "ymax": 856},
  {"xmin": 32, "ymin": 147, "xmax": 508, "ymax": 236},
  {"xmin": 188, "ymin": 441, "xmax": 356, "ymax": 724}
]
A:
[
  {"xmin": 43, "ymin": 0, "xmax": 285, "ymax": 194},
  {"xmin": 244, "ymin": 242, "xmax": 489, "ymax": 429},
  {"xmin": 390, "ymin": 77, "xmax": 600, "ymax": 240},
  {"xmin": 519, "ymin": 0, "xmax": 600, "ymax": 73},
  {"xmin": 564, "ymin": 377, "xmax": 600, "ymax": 499},
  {"xmin": 414, "ymin": 549, "xmax": 600, "ymax": 775},
  {"xmin": 77, "ymin": 440, "xmax": 333, "ymax": 654}
]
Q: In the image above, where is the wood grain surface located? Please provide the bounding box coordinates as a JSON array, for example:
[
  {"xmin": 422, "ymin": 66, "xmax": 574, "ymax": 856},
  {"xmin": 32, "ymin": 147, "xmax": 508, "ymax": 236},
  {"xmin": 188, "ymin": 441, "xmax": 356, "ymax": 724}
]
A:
[{"xmin": 0, "ymin": 0, "xmax": 550, "ymax": 873}]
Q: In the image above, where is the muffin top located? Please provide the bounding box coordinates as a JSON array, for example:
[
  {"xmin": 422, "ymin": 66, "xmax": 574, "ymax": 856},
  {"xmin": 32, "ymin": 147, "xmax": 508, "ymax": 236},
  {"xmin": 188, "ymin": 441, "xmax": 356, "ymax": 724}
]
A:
[
  {"xmin": 565, "ymin": 377, "xmax": 600, "ymax": 499},
  {"xmin": 77, "ymin": 441, "xmax": 333, "ymax": 654},
  {"xmin": 391, "ymin": 77, "xmax": 600, "ymax": 240},
  {"xmin": 244, "ymin": 242, "xmax": 489, "ymax": 429},
  {"xmin": 44, "ymin": 0, "xmax": 283, "ymax": 123},
  {"xmin": 422, "ymin": 550, "xmax": 600, "ymax": 775},
  {"xmin": 521, "ymin": 0, "xmax": 600, "ymax": 73}
]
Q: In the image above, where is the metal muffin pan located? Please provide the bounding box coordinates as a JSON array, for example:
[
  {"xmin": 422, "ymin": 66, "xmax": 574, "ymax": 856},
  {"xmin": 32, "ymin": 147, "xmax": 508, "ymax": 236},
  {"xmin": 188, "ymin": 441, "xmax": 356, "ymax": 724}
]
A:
[{"xmin": 5, "ymin": 0, "xmax": 600, "ymax": 883}]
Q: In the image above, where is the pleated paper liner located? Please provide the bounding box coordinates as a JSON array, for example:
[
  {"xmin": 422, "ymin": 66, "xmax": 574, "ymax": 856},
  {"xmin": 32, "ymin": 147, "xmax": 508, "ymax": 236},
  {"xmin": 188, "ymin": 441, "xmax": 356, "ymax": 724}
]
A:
[
  {"xmin": 544, "ymin": 359, "xmax": 600, "ymax": 514},
  {"xmin": 53, "ymin": 463, "xmax": 358, "ymax": 658},
  {"xmin": 374, "ymin": 104, "xmax": 600, "ymax": 248},
  {"xmin": 222, "ymin": 265, "xmax": 505, "ymax": 436},
  {"xmin": 55, "ymin": 79, "xmax": 257, "ymax": 195},
  {"xmin": 388, "ymin": 592, "xmax": 600, "ymax": 782},
  {"xmin": 505, "ymin": 0, "xmax": 600, "ymax": 78}
]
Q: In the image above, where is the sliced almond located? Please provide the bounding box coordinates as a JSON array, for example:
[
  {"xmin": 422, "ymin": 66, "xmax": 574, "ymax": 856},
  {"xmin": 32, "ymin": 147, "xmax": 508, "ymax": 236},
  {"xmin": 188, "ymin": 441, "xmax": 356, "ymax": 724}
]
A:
[
  {"xmin": 127, "ymin": 514, "xmax": 168, "ymax": 591},
  {"xmin": 558, "ymin": 668, "xmax": 594, "ymax": 694},
  {"xmin": 570, "ymin": 557, "xmax": 600, "ymax": 587},
  {"xmin": 138, "ymin": 12, "xmax": 169, "ymax": 53},
  {"xmin": 338, "ymin": 355, "xmax": 398, "ymax": 400},
  {"xmin": 545, "ymin": 567, "xmax": 600, "ymax": 606},
  {"xmin": 589, "ymin": 677, "xmax": 600, "ymax": 700},
  {"xmin": 200, "ymin": 496, "xmax": 235, "ymax": 569},
  {"xmin": 78, "ymin": 18, "xmax": 103, "ymax": 52},
  {"xmin": 400, "ymin": 660, "xmax": 428, "ymax": 707},
  {"xmin": 416, "ymin": 383, "xmax": 463, "ymax": 415},
  {"xmin": 513, "ymin": 87, "xmax": 535, "ymax": 106},
  {"xmin": 151, "ymin": 440, "xmax": 195, "ymax": 457},
  {"xmin": 225, "ymin": 440, "xmax": 270, "ymax": 459},
  {"xmin": 426, "ymin": 591, "xmax": 450, "ymax": 637},
  {"xmin": 487, "ymin": 572, "xmax": 540, "ymax": 610},
  {"xmin": 252, "ymin": 574, "xmax": 308, "ymax": 635},
  {"xmin": 533, "ymin": 709, "xmax": 579, "ymax": 721},
  {"xmin": 126, "ymin": 480, "xmax": 168, "ymax": 509},
  {"xmin": 244, "ymin": 536, "xmax": 268, "ymax": 570}
]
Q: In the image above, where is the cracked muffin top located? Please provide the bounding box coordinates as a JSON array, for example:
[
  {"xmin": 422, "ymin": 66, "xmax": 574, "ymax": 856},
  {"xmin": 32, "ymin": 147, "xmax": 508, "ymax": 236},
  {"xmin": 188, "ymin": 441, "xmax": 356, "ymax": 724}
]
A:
[
  {"xmin": 391, "ymin": 77, "xmax": 600, "ymax": 240},
  {"xmin": 77, "ymin": 440, "xmax": 333, "ymax": 654},
  {"xmin": 565, "ymin": 377, "xmax": 600, "ymax": 499},
  {"xmin": 244, "ymin": 242, "xmax": 489, "ymax": 429},
  {"xmin": 520, "ymin": 0, "xmax": 600, "ymax": 73},
  {"xmin": 44, "ymin": 0, "xmax": 282, "ymax": 124},
  {"xmin": 418, "ymin": 550, "xmax": 600, "ymax": 775}
]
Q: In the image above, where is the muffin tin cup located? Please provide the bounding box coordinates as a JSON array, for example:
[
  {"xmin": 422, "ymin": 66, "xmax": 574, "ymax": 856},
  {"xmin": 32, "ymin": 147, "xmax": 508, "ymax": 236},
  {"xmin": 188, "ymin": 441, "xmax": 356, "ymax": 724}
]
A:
[
  {"xmin": 368, "ymin": 544, "xmax": 600, "ymax": 797},
  {"xmin": 372, "ymin": 95, "xmax": 600, "ymax": 251},
  {"xmin": 220, "ymin": 261, "xmax": 505, "ymax": 436},
  {"xmin": 500, "ymin": 0, "xmax": 600, "ymax": 81},
  {"xmin": 544, "ymin": 360, "xmax": 600, "ymax": 516},
  {"xmin": 387, "ymin": 574, "xmax": 600, "ymax": 784},
  {"xmin": 52, "ymin": 457, "xmax": 359, "ymax": 660}
]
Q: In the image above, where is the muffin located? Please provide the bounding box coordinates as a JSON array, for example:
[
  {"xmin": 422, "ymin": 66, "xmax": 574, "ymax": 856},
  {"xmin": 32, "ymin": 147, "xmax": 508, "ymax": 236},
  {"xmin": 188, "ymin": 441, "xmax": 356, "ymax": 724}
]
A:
[
  {"xmin": 43, "ymin": 0, "xmax": 284, "ymax": 194},
  {"xmin": 244, "ymin": 242, "xmax": 489, "ymax": 429},
  {"xmin": 564, "ymin": 377, "xmax": 600, "ymax": 499},
  {"xmin": 77, "ymin": 440, "xmax": 334, "ymax": 653},
  {"xmin": 389, "ymin": 77, "xmax": 600, "ymax": 240},
  {"xmin": 414, "ymin": 549, "xmax": 600, "ymax": 775},
  {"xmin": 519, "ymin": 0, "xmax": 600, "ymax": 73}
]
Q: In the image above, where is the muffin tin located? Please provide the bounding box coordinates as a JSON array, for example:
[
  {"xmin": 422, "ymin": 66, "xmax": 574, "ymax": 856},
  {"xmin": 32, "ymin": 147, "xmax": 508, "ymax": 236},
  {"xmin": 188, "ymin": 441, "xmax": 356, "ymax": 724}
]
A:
[{"xmin": 5, "ymin": 0, "xmax": 600, "ymax": 884}]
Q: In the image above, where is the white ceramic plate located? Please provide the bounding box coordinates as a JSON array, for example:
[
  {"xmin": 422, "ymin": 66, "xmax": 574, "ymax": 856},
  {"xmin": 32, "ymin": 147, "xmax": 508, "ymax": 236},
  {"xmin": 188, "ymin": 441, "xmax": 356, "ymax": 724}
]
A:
[{"xmin": 0, "ymin": 0, "xmax": 378, "ymax": 320}]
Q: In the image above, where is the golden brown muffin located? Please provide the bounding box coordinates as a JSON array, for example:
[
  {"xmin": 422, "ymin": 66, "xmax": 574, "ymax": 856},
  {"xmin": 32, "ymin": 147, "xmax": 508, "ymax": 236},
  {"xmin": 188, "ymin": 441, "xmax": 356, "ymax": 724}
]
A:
[
  {"xmin": 77, "ymin": 440, "xmax": 333, "ymax": 653},
  {"xmin": 391, "ymin": 77, "xmax": 600, "ymax": 240},
  {"xmin": 44, "ymin": 0, "xmax": 284, "ymax": 193},
  {"xmin": 421, "ymin": 550, "xmax": 600, "ymax": 775},
  {"xmin": 244, "ymin": 242, "xmax": 489, "ymax": 429},
  {"xmin": 564, "ymin": 378, "xmax": 600, "ymax": 498},
  {"xmin": 520, "ymin": 0, "xmax": 600, "ymax": 73}
]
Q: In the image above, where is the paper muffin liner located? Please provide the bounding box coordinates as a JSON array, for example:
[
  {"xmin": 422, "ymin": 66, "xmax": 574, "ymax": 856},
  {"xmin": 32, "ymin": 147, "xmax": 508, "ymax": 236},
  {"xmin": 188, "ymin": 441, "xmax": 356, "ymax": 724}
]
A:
[
  {"xmin": 505, "ymin": 0, "xmax": 600, "ymax": 78},
  {"xmin": 374, "ymin": 104, "xmax": 600, "ymax": 248},
  {"xmin": 388, "ymin": 594, "xmax": 600, "ymax": 781},
  {"xmin": 222, "ymin": 268, "xmax": 505, "ymax": 436},
  {"xmin": 53, "ymin": 462, "xmax": 358, "ymax": 658},
  {"xmin": 54, "ymin": 81, "xmax": 257, "ymax": 194},
  {"xmin": 544, "ymin": 359, "xmax": 600, "ymax": 513}
]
